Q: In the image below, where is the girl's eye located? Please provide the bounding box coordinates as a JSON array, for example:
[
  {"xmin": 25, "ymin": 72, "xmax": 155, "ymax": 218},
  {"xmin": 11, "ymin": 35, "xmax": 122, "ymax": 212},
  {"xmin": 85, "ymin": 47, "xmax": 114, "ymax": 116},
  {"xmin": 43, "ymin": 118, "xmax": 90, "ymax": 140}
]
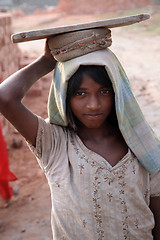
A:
[
  {"xmin": 74, "ymin": 91, "xmax": 85, "ymax": 96},
  {"xmin": 100, "ymin": 89, "xmax": 112, "ymax": 94}
]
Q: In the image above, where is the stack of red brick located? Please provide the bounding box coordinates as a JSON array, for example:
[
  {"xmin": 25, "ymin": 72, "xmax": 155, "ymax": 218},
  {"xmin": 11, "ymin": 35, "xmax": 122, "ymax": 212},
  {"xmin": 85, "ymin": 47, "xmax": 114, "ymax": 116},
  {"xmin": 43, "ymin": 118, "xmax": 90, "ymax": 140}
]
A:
[
  {"xmin": 56, "ymin": 0, "xmax": 153, "ymax": 14},
  {"xmin": 0, "ymin": 13, "xmax": 21, "ymax": 136},
  {"xmin": 0, "ymin": 13, "xmax": 21, "ymax": 82}
]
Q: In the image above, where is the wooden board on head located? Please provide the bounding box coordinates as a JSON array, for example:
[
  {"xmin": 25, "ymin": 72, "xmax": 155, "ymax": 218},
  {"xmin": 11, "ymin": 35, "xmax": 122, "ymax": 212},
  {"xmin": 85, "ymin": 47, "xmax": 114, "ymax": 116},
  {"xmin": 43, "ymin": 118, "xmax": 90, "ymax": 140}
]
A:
[{"xmin": 11, "ymin": 13, "xmax": 150, "ymax": 43}]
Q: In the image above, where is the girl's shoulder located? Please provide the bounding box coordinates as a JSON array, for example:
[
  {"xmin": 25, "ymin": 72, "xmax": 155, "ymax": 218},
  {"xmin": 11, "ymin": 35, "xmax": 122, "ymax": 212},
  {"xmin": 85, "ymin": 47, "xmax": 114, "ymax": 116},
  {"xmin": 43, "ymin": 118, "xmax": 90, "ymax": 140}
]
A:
[{"xmin": 40, "ymin": 116, "xmax": 74, "ymax": 141}]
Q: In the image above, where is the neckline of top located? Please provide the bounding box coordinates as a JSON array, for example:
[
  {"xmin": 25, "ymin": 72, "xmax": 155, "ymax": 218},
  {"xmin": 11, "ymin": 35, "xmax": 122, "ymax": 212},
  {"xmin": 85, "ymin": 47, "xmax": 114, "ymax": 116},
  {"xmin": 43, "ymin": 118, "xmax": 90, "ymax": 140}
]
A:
[{"xmin": 73, "ymin": 132, "xmax": 132, "ymax": 171}]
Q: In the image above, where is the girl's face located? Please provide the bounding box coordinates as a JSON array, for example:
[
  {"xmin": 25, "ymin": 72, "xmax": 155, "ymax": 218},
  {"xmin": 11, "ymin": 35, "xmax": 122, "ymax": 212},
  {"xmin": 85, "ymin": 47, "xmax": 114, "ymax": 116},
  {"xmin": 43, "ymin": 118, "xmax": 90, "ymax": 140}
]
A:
[{"xmin": 70, "ymin": 74, "xmax": 114, "ymax": 129}]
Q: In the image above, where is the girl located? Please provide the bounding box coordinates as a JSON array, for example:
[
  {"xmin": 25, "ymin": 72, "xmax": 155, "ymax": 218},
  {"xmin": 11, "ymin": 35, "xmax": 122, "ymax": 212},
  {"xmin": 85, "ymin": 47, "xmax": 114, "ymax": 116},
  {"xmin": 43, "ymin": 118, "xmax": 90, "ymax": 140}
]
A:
[{"xmin": 0, "ymin": 38, "xmax": 160, "ymax": 239}]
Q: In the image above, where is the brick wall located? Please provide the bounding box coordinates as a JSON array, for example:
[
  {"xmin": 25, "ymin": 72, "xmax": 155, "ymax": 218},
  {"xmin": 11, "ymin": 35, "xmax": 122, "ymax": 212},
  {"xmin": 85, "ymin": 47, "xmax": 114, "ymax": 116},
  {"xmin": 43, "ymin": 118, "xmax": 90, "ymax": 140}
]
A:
[
  {"xmin": 0, "ymin": 13, "xmax": 21, "ymax": 80},
  {"xmin": 57, "ymin": 0, "xmax": 153, "ymax": 14},
  {"xmin": 0, "ymin": 12, "xmax": 21, "ymax": 136}
]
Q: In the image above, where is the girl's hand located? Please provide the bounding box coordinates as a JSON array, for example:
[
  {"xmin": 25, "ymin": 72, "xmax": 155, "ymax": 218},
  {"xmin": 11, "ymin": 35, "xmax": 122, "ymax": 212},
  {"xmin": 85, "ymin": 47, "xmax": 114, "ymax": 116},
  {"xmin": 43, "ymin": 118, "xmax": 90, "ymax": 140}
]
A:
[{"xmin": 44, "ymin": 39, "xmax": 57, "ymax": 66}]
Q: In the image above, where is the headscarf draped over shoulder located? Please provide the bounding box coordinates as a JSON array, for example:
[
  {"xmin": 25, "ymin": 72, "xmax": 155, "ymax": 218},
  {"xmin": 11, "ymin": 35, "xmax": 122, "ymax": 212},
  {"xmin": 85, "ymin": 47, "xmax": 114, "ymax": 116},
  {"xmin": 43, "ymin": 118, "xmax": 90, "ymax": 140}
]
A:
[{"xmin": 48, "ymin": 49, "xmax": 160, "ymax": 174}]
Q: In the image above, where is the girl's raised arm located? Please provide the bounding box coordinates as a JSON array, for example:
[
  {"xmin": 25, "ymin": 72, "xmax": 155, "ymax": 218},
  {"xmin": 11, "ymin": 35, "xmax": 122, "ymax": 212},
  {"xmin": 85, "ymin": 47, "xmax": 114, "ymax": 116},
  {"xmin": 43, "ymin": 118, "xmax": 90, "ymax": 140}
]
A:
[{"xmin": 0, "ymin": 40, "xmax": 56, "ymax": 146}]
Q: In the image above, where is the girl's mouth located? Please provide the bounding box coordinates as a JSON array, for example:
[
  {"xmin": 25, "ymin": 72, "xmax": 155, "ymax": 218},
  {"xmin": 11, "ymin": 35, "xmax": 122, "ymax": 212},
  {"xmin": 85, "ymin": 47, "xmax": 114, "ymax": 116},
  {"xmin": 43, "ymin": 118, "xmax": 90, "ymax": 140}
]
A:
[{"xmin": 84, "ymin": 113, "xmax": 103, "ymax": 119}]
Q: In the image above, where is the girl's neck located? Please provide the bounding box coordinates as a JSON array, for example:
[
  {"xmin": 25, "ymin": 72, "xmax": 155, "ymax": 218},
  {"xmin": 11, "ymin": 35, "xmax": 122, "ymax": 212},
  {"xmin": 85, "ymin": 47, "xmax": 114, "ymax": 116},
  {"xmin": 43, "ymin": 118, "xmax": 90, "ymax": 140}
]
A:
[{"xmin": 76, "ymin": 121, "xmax": 119, "ymax": 142}]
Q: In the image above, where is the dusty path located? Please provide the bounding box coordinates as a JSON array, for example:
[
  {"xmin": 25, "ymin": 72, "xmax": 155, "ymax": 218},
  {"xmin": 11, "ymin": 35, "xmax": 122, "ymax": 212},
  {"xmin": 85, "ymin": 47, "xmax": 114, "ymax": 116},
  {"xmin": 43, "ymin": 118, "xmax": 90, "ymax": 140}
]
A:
[{"xmin": 0, "ymin": 11, "xmax": 160, "ymax": 240}]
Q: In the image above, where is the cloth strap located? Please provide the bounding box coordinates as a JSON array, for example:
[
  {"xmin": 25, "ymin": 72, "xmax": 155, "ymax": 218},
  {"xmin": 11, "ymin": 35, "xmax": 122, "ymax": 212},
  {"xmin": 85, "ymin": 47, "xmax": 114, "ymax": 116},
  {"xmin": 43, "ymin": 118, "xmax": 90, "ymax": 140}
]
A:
[{"xmin": 48, "ymin": 28, "xmax": 112, "ymax": 62}]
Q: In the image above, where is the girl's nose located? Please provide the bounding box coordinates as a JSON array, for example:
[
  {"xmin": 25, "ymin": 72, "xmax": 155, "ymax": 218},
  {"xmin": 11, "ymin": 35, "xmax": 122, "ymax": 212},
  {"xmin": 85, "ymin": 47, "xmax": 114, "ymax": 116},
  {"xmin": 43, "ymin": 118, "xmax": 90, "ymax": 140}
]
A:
[{"xmin": 86, "ymin": 96, "xmax": 101, "ymax": 110}]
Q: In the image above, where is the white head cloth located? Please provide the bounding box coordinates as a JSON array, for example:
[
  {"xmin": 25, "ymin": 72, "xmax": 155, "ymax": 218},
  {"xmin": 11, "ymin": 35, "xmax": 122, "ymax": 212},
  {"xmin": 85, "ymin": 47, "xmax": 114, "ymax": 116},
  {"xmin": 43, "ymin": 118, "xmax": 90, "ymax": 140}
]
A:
[{"xmin": 48, "ymin": 49, "xmax": 160, "ymax": 174}]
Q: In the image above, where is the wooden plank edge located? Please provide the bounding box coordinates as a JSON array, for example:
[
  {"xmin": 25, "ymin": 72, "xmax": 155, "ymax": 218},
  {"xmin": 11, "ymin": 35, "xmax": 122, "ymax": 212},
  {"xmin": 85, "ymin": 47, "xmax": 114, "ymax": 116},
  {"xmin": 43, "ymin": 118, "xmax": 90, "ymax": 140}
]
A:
[{"xmin": 11, "ymin": 13, "xmax": 150, "ymax": 43}]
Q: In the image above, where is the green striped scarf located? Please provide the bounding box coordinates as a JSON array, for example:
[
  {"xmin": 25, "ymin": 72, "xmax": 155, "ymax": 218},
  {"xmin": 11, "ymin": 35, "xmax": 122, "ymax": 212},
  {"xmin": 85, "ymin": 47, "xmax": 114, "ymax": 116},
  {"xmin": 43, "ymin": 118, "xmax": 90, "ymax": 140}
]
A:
[{"xmin": 48, "ymin": 49, "xmax": 160, "ymax": 174}]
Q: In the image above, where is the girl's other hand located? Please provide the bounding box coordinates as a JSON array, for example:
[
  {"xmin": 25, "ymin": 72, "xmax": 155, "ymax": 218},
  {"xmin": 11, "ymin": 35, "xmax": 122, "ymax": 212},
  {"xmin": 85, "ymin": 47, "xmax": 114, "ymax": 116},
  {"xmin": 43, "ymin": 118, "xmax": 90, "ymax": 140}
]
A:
[{"xmin": 44, "ymin": 38, "xmax": 57, "ymax": 66}]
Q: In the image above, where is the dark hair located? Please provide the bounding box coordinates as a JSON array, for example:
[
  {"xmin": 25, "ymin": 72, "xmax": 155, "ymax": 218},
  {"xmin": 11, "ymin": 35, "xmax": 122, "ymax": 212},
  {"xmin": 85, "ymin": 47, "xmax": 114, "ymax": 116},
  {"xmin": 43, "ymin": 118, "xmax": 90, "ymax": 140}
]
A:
[{"xmin": 66, "ymin": 65, "xmax": 118, "ymax": 130}]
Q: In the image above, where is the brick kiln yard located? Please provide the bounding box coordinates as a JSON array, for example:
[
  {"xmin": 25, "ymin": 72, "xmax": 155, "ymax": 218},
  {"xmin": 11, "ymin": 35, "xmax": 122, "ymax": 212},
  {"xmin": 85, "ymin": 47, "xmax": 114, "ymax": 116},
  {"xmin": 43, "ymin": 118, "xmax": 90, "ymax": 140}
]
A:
[{"xmin": 0, "ymin": 8, "xmax": 160, "ymax": 240}]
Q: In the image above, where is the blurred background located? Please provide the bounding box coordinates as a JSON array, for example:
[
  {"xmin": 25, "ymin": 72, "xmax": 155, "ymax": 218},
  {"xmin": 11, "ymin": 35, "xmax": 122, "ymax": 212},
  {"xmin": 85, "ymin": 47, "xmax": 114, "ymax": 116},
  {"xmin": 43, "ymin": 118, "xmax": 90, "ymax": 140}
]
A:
[{"xmin": 0, "ymin": 1, "xmax": 160, "ymax": 239}]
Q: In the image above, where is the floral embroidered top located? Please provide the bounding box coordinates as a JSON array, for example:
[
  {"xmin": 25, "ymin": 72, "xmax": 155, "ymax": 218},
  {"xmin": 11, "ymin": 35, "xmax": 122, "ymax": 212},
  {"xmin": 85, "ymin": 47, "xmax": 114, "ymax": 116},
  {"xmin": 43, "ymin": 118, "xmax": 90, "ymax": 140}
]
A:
[{"xmin": 28, "ymin": 117, "xmax": 160, "ymax": 240}]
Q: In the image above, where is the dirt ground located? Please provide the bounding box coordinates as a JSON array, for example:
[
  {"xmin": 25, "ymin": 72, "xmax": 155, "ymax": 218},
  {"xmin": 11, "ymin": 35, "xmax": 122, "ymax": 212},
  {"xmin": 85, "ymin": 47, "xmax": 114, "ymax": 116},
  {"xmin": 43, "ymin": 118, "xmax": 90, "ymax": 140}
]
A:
[{"xmin": 0, "ymin": 9, "xmax": 160, "ymax": 240}]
